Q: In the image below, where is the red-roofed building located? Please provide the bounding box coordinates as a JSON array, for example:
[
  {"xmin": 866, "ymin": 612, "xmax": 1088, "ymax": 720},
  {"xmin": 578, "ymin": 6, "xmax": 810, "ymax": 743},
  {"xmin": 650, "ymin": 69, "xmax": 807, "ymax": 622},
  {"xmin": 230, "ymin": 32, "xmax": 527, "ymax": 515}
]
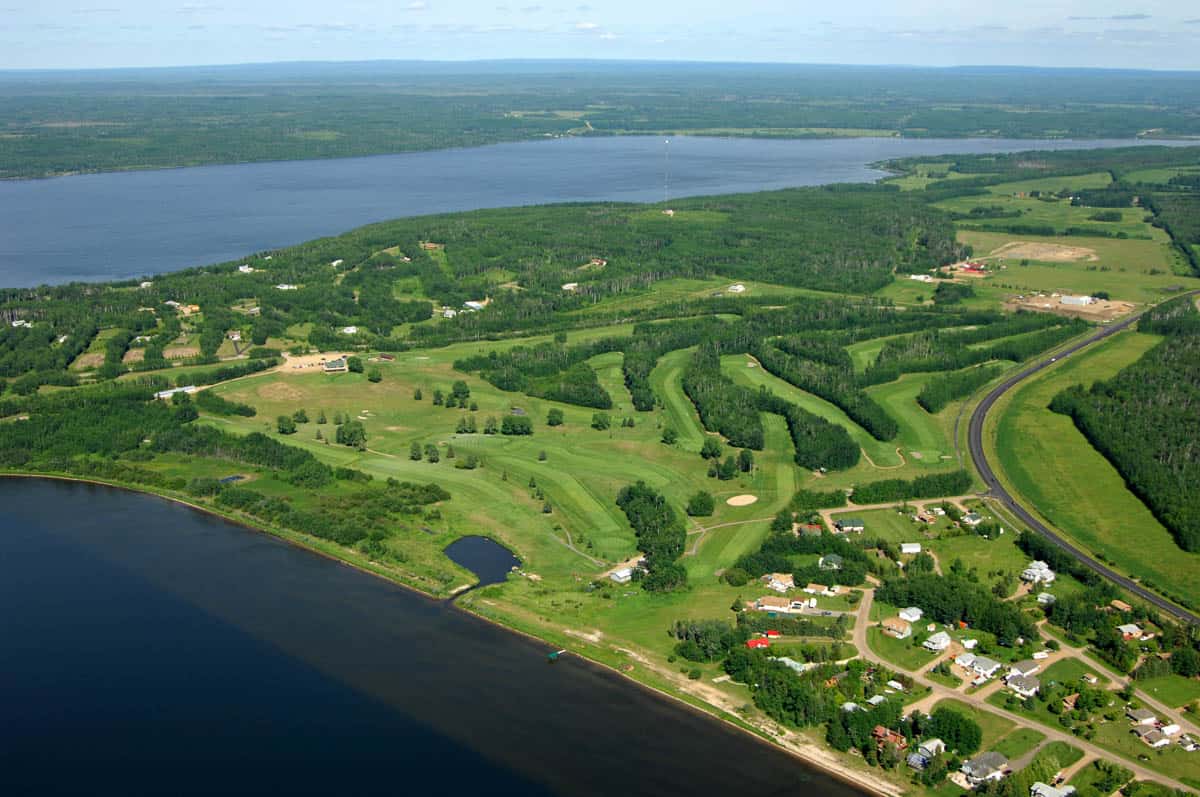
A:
[
  {"xmin": 746, "ymin": 638, "xmax": 771, "ymax": 650},
  {"xmin": 765, "ymin": 629, "xmax": 782, "ymax": 638}
]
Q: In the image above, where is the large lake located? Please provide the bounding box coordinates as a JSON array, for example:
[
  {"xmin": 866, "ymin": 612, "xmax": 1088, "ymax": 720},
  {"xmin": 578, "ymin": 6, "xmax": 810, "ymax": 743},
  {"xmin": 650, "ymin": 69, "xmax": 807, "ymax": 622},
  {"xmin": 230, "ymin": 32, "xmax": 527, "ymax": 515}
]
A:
[
  {"xmin": 0, "ymin": 478, "xmax": 860, "ymax": 796},
  {"xmin": 0, "ymin": 135, "xmax": 1179, "ymax": 287}
]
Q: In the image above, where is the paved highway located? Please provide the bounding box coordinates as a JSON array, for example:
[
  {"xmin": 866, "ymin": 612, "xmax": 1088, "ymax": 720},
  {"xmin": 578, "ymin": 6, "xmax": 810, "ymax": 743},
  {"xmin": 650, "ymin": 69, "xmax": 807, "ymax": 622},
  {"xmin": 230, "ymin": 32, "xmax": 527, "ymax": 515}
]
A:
[{"xmin": 967, "ymin": 302, "xmax": 1200, "ymax": 626}]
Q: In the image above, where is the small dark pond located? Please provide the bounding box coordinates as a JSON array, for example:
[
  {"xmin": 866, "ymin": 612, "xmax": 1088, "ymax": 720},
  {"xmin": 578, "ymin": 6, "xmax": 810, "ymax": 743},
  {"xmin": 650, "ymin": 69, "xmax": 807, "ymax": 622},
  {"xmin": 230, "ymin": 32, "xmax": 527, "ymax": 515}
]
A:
[{"xmin": 444, "ymin": 535, "xmax": 522, "ymax": 587}]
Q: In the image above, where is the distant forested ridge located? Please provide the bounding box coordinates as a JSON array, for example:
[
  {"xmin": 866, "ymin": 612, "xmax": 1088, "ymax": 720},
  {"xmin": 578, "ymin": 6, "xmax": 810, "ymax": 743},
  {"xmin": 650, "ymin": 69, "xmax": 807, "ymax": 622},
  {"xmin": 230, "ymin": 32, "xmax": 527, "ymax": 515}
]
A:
[
  {"xmin": 5, "ymin": 63, "xmax": 1200, "ymax": 179},
  {"xmin": 1050, "ymin": 296, "xmax": 1200, "ymax": 551}
]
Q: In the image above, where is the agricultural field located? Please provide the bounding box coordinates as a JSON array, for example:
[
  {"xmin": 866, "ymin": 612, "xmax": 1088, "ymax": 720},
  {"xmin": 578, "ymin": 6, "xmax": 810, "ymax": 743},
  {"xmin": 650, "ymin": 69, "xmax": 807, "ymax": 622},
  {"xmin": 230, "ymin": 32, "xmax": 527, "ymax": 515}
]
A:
[{"xmin": 988, "ymin": 329, "xmax": 1200, "ymax": 609}]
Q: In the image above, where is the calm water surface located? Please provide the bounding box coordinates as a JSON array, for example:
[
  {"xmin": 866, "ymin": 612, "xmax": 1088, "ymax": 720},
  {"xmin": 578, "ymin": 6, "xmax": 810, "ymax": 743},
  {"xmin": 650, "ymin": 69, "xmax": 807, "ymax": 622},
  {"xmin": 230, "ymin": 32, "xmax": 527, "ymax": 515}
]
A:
[
  {"xmin": 445, "ymin": 535, "xmax": 522, "ymax": 587},
  {"xmin": 0, "ymin": 135, "xmax": 1179, "ymax": 286},
  {"xmin": 0, "ymin": 479, "xmax": 861, "ymax": 796}
]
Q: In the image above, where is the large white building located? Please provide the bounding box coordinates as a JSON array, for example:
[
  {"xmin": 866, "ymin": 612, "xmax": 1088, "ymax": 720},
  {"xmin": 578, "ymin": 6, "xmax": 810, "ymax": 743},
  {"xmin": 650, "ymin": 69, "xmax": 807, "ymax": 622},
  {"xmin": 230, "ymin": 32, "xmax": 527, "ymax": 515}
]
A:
[{"xmin": 1021, "ymin": 560, "xmax": 1056, "ymax": 585}]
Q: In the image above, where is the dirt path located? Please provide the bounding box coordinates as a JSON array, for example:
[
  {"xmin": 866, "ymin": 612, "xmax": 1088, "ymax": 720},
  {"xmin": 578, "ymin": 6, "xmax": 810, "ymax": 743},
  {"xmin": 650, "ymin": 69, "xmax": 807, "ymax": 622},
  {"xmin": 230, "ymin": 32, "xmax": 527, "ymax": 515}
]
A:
[
  {"xmin": 859, "ymin": 446, "xmax": 908, "ymax": 470},
  {"xmin": 817, "ymin": 495, "xmax": 977, "ymax": 530}
]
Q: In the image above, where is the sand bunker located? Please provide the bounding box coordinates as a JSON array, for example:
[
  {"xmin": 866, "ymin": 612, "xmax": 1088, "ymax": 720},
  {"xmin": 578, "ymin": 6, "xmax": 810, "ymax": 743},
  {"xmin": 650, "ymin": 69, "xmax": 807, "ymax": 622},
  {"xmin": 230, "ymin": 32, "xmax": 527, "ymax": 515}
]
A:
[
  {"xmin": 726, "ymin": 494, "xmax": 759, "ymax": 507},
  {"xmin": 989, "ymin": 241, "xmax": 1098, "ymax": 262}
]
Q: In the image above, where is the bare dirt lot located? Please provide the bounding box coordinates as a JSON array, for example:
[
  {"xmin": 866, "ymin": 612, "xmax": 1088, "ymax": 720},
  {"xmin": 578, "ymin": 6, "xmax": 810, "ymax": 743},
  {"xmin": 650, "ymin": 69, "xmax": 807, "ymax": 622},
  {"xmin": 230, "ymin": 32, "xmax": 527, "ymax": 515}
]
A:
[
  {"xmin": 988, "ymin": 241, "xmax": 1099, "ymax": 262},
  {"xmin": 1005, "ymin": 295, "xmax": 1135, "ymax": 322},
  {"xmin": 278, "ymin": 352, "xmax": 352, "ymax": 373},
  {"xmin": 122, "ymin": 348, "xmax": 145, "ymax": 364},
  {"xmin": 69, "ymin": 352, "xmax": 105, "ymax": 370}
]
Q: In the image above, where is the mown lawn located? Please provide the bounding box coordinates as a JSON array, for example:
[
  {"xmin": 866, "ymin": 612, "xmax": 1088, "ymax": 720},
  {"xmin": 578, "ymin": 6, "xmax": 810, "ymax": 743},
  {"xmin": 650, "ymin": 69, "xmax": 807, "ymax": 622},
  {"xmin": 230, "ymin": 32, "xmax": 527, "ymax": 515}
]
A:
[
  {"xmin": 992, "ymin": 727, "xmax": 1046, "ymax": 760},
  {"xmin": 1137, "ymin": 675, "xmax": 1200, "ymax": 709},
  {"xmin": 988, "ymin": 328, "xmax": 1200, "ymax": 609}
]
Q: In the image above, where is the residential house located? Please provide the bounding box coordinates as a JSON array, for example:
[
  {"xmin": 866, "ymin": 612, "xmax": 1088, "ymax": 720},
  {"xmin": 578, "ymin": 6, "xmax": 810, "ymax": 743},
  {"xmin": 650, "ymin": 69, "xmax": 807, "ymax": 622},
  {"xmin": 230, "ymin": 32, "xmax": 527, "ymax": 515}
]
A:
[
  {"xmin": 10, "ymin": 319, "xmax": 31, "ymax": 328},
  {"xmin": 962, "ymin": 638, "xmax": 979, "ymax": 650},
  {"xmin": 139, "ymin": 281, "xmax": 154, "ymax": 289},
  {"xmin": 910, "ymin": 274, "xmax": 934, "ymax": 283},
  {"xmin": 1031, "ymin": 782, "xmax": 1076, "ymax": 797},
  {"xmin": 899, "ymin": 606, "xmax": 924, "ymax": 623},
  {"xmin": 330, "ymin": 259, "xmax": 344, "ymax": 268},
  {"xmin": 908, "ymin": 738, "xmax": 946, "ymax": 770},
  {"xmin": 227, "ymin": 331, "xmax": 241, "ymax": 342},
  {"xmin": 341, "ymin": 326, "xmax": 359, "ymax": 335},
  {"xmin": 819, "ymin": 554, "xmax": 844, "ymax": 571},
  {"xmin": 275, "ymin": 283, "xmax": 299, "ymax": 290},
  {"xmin": 322, "ymin": 357, "xmax": 349, "ymax": 374},
  {"xmin": 746, "ymin": 638, "xmax": 771, "ymax": 650},
  {"xmin": 1037, "ymin": 592, "xmax": 1056, "ymax": 605},
  {"xmin": 962, "ymin": 512, "xmax": 983, "ymax": 526},
  {"xmin": 1007, "ymin": 674, "xmax": 1040, "ymax": 698},
  {"xmin": 561, "ymin": 282, "xmax": 579, "ymax": 292},
  {"xmin": 1179, "ymin": 735, "xmax": 1199, "ymax": 752},
  {"xmin": 763, "ymin": 573, "xmax": 795, "ymax": 593},
  {"xmin": 886, "ymin": 679, "xmax": 906, "ymax": 692},
  {"xmin": 803, "ymin": 582, "xmax": 829, "ymax": 596},
  {"xmin": 901, "ymin": 543, "xmax": 922, "ymax": 555},
  {"xmin": 959, "ymin": 655, "xmax": 1002, "ymax": 679},
  {"xmin": 1162, "ymin": 723, "xmax": 1182, "ymax": 737},
  {"xmin": 924, "ymin": 632, "xmax": 952, "ymax": 652},
  {"xmin": 754, "ymin": 596, "xmax": 793, "ymax": 613},
  {"xmin": 1062, "ymin": 693, "xmax": 1080, "ymax": 712},
  {"xmin": 727, "ymin": 283, "xmax": 747, "ymax": 293},
  {"xmin": 882, "ymin": 618, "xmax": 912, "ymax": 640},
  {"xmin": 1140, "ymin": 729, "xmax": 1170, "ymax": 749},
  {"xmin": 962, "ymin": 752, "xmax": 1008, "ymax": 785},
  {"xmin": 237, "ymin": 264, "xmax": 254, "ymax": 273},
  {"xmin": 463, "ymin": 300, "xmax": 486, "ymax": 312},
  {"xmin": 1127, "ymin": 708, "xmax": 1158, "ymax": 725},
  {"xmin": 1021, "ymin": 560, "xmax": 1056, "ymax": 585},
  {"xmin": 842, "ymin": 701, "xmax": 864, "ymax": 713},
  {"xmin": 1110, "ymin": 599, "xmax": 1133, "ymax": 613},
  {"xmin": 835, "ymin": 518, "xmax": 865, "ymax": 533},
  {"xmin": 609, "ymin": 567, "xmax": 633, "ymax": 584},
  {"xmin": 1010, "ymin": 660, "xmax": 1040, "ymax": 678},
  {"xmin": 867, "ymin": 695, "xmax": 888, "ymax": 707},
  {"xmin": 773, "ymin": 656, "xmax": 815, "ymax": 674},
  {"xmin": 1117, "ymin": 623, "xmax": 1142, "ymax": 640},
  {"xmin": 872, "ymin": 725, "xmax": 908, "ymax": 751}
]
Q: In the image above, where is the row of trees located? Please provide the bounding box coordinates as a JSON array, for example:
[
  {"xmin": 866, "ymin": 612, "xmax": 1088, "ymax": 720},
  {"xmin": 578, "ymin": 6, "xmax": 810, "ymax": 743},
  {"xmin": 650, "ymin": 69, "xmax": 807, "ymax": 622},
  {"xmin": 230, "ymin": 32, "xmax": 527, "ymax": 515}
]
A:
[{"xmin": 615, "ymin": 482, "xmax": 688, "ymax": 592}]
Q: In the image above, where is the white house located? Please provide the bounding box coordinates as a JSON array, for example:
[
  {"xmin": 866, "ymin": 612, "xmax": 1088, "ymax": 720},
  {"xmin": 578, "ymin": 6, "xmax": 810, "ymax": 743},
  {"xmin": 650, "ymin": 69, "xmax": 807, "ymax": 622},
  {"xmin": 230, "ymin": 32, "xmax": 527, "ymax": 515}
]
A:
[
  {"xmin": 1037, "ymin": 592, "xmax": 1056, "ymax": 605},
  {"xmin": 910, "ymin": 274, "xmax": 934, "ymax": 283},
  {"xmin": 962, "ymin": 512, "xmax": 983, "ymax": 526},
  {"xmin": 962, "ymin": 638, "xmax": 979, "ymax": 650},
  {"xmin": 610, "ymin": 567, "xmax": 634, "ymax": 584},
  {"xmin": 1021, "ymin": 560, "xmax": 1056, "ymax": 585},
  {"xmin": 1007, "ymin": 674, "xmax": 1041, "ymax": 698},
  {"xmin": 275, "ymin": 283, "xmax": 299, "ymax": 291},
  {"xmin": 139, "ymin": 281, "xmax": 154, "ymax": 289},
  {"xmin": 899, "ymin": 606, "xmax": 924, "ymax": 623},
  {"xmin": 561, "ymin": 282, "xmax": 579, "ymax": 292},
  {"xmin": 1161, "ymin": 723, "xmax": 1182, "ymax": 737},
  {"xmin": 867, "ymin": 695, "xmax": 888, "ymax": 706},
  {"xmin": 1117, "ymin": 623, "xmax": 1143, "ymax": 640},
  {"xmin": 1010, "ymin": 660, "xmax": 1040, "ymax": 678},
  {"xmin": 1127, "ymin": 708, "xmax": 1157, "ymax": 725},
  {"xmin": 10, "ymin": 319, "xmax": 31, "ymax": 328},
  {"xmin": 1031, "ymin": 782, "xmax": 1076, "ymax": 797},
  {"xmin": 924, "ymin": 631, "xmax": 952, "ymax": 652},
  {"xmin": 238, "ymin": 264, "xmax": 254, "ymax": 273},
  {"xmin": 443, "ymin": 308, "xmax": 458, "ymax": 319},
  {"xmin": 330, "ymin": 259, "xmax": 344, "ymax": 267},
  {"xmin": 1060, "ymin": 295, "xmax": 1094, "ymax": 307},
  {"xmin": 463, "ymin": 300, "xmax": 486, "ymax": 312},
  {"xmin": 882, "ymin": 618, "xmax": 912, "ymax": 639},
  {"xmin": 341, "ymin": 326, "xmax": 359, "ymax": 335},
  {"xmin": 901, "ymin": 543, "xmax": 923, "ymax": 555},
  {"xmin": 727, "ymin": 283, "xmax": 747, "ymax": 293}
]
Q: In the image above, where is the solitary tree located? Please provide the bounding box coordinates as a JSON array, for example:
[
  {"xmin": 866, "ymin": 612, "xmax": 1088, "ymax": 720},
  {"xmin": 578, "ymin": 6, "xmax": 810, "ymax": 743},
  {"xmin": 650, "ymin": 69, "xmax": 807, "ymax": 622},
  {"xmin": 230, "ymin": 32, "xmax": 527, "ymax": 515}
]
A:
[
  {"xmin": 547, "ymin": 408, "xmax": 565, "ymax": 427},
  {"xmin": 661, "ymin": 427, "xmax": 678, "ymax": 445},
  {"xmin": 700, "ymin": 437, "xmax": 723, "ymax": 460},
  {"xmin": 367, "ymin": 367, "xmax": 382, "ymax": 383},
  {"xmin": 413, "ymin": 387, "xmax": 423, "ymax": 401},
  {"xmin": 347, "ymin": 356, "xmax": 364, "ymax": 373},
  {"xmin": 686, "ymin": 491, "xmax": 716, "ymax": 517},
  {"xmin": 276, "ymin": 415, "xmax": 297, "ymax": 435},
  {"xmin": 410, "ymin": 441, "xmax": 423, "ymax": 461},
  {"xmin": 292, "ymin": 408, "xmax": 309, "ymax": 424},
  {"xmin": 737, "ymin": 448, "xmax": 754, "ymax": 473},
  {"xmin": 424, "ymin": 443, "xmax": 440, "ymax": 463},
  {"xmin": 316, "ymin": 409, "xmax": 327, "ymax": 424}
]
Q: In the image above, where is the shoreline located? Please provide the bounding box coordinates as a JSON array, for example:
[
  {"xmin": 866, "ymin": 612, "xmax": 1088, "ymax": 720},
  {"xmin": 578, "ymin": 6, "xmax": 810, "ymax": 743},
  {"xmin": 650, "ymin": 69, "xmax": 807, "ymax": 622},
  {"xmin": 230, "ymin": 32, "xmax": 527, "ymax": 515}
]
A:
[{"xmin": 4, "ymin": 470, "xmax": 901, "ymax": 797}]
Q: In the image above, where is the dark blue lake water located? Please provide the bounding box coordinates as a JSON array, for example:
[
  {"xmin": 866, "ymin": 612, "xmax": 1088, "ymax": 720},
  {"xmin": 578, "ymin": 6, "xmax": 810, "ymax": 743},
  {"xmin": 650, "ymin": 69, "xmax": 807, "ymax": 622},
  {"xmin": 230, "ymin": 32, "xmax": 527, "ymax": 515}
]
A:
[
  {"xmin": 0, "ymin": 478, "xmax": 854, "ymax": 796},
  {"xmin": 0, "ymin": 135, "xmax": 1177, "ymax": 286}
]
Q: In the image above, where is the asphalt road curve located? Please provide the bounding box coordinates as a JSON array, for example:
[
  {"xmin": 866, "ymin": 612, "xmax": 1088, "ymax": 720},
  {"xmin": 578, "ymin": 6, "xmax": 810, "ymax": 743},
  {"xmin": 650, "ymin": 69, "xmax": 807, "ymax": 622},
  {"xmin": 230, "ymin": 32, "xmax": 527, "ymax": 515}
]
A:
[{"xmin": 967, "ymin": 301, "xmax": 1200, "ymax": 626}]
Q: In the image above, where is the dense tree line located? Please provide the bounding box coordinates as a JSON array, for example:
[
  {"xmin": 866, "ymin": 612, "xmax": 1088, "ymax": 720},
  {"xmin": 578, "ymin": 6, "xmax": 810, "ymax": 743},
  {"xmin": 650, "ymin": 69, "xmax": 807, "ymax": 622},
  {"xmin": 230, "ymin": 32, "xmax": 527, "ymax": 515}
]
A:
[
  {"xmin": 615, "ymin": 482, "xmax": 688, "ymax": 592},
  {"xmin": 681, "ymin": 344, "xmax": 765, "ymax": 450},
  {"xmin": 916, "ymin": 364, "xmax": 1004, "ymax": 413},
  {"xmin": 877, "ymin": 573, "xmax": 1036, "ymax": 646},
  {"xmin": 754, "ymin": 340, "xmax": 898, "ymax": 441},
  {"xmin": 850, "ymin": 470, "xmax": 972, "ymax": 504},
  {"xmin": 1051, "ymin": 304, "xmax": 1200, "ymax": 551}
]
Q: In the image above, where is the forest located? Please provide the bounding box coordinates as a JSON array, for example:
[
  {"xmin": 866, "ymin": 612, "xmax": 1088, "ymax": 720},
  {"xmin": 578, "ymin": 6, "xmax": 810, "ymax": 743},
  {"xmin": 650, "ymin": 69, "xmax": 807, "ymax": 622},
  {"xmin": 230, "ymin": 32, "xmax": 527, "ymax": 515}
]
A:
[
  {"xmin": 1050, "ymin": 296, "xmax": 1200, "ymax": 552},
  {"xmin": 6, "ymin": 64, "xmax": 1200, "ymax": 179}
]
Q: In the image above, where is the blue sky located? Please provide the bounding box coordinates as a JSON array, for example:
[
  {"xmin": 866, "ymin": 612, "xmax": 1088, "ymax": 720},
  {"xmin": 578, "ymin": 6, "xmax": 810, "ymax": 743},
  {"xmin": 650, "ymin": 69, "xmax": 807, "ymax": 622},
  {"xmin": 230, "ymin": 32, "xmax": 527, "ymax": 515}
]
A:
[{"xmin": 3, "ymin": 0, "xmax": 1199, "ymax": 70}]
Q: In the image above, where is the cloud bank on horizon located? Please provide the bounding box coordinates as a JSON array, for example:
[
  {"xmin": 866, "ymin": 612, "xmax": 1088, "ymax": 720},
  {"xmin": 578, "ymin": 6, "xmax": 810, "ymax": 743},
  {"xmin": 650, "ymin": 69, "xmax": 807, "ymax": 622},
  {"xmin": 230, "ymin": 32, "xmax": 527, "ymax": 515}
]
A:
[{"xmin": 2, "ymin": 0, "xmax": 1199, "ymax": 70}]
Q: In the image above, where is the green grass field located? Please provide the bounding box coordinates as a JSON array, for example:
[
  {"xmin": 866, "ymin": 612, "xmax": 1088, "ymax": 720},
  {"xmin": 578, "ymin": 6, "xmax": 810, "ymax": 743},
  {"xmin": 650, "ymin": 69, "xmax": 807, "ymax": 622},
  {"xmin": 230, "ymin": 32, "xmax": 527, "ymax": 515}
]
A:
[
  {"xmin": 1137, "ymin": 675, "xmax": 1200, "ymax": 709},
  {"xmin": 868, "ymin": 625, "xmax": 938, "ymax": 671},
  {"xmin": 956, "ymin": 229, "xmax": 1197, "ymax": 301},
  {"xmin": 992, "ymin": 727, "xmax": 1047, "ymax": 760},
  {"xmin": 988, "ymin": 328, "xmax": 1200, "ymax": 609}
]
